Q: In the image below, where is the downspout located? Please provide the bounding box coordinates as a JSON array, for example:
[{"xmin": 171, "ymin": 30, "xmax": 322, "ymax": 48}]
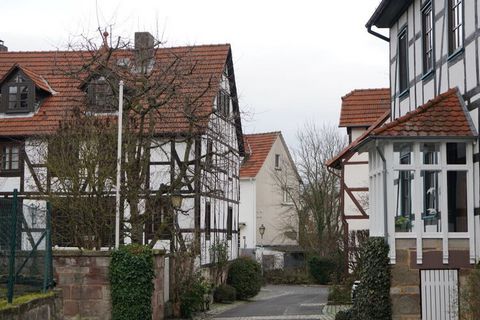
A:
[
  {"xmin": 375, "ymin": 141, "xmax": 389, "ymax": 241},
  {"xmin": 367, "ymin": 25, "xmax": 390, "ymax": 42}
]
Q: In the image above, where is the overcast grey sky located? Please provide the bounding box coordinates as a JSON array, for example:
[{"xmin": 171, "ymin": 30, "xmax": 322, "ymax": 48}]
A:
[{"xmin": 1, "ymin": 0, "xmax": 389, "ymax": 148}]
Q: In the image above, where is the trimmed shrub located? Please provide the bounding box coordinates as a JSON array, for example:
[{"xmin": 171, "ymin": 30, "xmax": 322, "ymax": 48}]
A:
[
  {"xmin": 109, "ymin": 244, "xmax": 155, "ymax": 320},
  {"xmin": 307, "ymin": 256, "xmax": 336, "ymax": 284},
  {"xmin": 335, "ymin": 309, "xmax": 353, "ymax": 320},
  {"xmin": 227, "ymin": 257, "xmax": 262, "ymax": 300},
  {"xmin": 328, "ymin": 284, "xmax": 351, "ymax": 305},
  {"xmin": 213, "ymin": 284, "xmax": 237, "ymax": 303},
  {"xmin": 351, "ymin": 237, "xmax": 391, "ymax": 320}
]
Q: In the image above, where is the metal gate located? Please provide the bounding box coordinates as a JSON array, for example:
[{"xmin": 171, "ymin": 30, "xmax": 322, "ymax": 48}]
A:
[{"xmin": 421, "ymin": 269, "xmax": 459, "ymax": 320}]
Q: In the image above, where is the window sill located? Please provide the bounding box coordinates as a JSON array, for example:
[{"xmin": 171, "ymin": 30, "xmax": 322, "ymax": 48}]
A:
[
  {"xmin": 421, "ymin": 69, "xmax": 434, "ymax": 82},
  {"xmin": 281, "ymin": 202, "xmax": 294, "ymax": 206},
  {"xmin": 398, "ymin": 89, "xmax": 409, "ymax": 100},
  {"xmin": 447, "ymin": 48, "xmax": 464, "ymax": 63}
]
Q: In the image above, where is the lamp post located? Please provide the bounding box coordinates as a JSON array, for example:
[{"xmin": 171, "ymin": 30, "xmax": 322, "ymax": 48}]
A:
[
  {"xmin": 259, "ymin": 224, "xmax": 265, "ymax": 275},
  {"xmin": 114, "ymin": 80, "xmax": 124, "ymax": 249}
]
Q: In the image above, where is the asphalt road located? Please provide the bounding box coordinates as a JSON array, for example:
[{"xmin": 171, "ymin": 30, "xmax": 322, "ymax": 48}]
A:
[{"xmin": 212, "ymin": 285, "xmax": 331, "ymax": 320}]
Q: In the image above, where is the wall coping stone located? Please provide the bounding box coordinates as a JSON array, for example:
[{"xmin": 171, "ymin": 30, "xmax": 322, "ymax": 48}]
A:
[
  {"xmin": 0, "ymin": 289, "xmax": 61, "ymax": 316},
  {"xmin": 53, "ymin": 249, "xmax": 166, "ymax": 257}
]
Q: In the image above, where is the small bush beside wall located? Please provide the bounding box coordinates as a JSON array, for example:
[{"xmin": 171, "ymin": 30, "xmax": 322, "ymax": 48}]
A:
[
  {"xmin": 227, "ymin": 257, "xmax": 262, "ymax": 300},
  {"xmin": 351, "ymin": 237, "xmax": 391, "ymax": 320},
  {"xmin": 328, "ymin": 284, "xmax": 351, "ymax": 305},
  {"xmin": 213, "ymin": 284, "xmax": 236, "ymax": 303},
  {"xmin": 179, "ymin": 271, "xmax": 210, "ymax": 318},
  {"xmin": 335, "ymin": 309, "xmax": 353, "ymax": 320},
  {"xmin": 109, "ymin": 244, "xmax": 155, "ymax": 320}
]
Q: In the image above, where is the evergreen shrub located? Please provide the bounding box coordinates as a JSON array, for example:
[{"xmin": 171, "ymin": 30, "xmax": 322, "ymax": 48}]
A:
[
  {"xmin": 351, "ymin": 237, "xmax": 391, "ymax": 320},
  {"xmin": 109, "ymin": 244, "xmax": 155, "ymax": 320},
  {"xmin": 227, "ymin": 257, "xmax": 262, "ymax": 300},
  {"xmin": 307, "ymin": 256, "xmax": 336, "ymax": 284}
]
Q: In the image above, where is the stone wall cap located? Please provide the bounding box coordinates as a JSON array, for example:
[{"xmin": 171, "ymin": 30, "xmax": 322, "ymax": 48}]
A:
[{"xmin": 53, "ymin": 248, "xmax": 166, "ymax": 257}]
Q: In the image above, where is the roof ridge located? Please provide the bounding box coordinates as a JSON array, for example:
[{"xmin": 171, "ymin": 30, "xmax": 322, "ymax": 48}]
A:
[
  {"xmin": 244, "ymin": 131, "xmax": 281, "ymax": 136},
  {"xmin": 341, "ymin": 87, "xmax": 390, "ymax": 100},
  {"xmin": 0, "ymin": 43, "xmax": 231, "ymax": 55}
]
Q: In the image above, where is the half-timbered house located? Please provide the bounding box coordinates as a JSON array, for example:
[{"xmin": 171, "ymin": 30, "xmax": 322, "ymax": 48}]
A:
[
  {"xmin": 330, "ymin": 0, "xmax": 480, "ymax": 318},
  {"xmin": 327, "ymin": 89, "xmax": 390, "ymax": 242},
  {"xmin": 0, "ymin": 32, "xmax": 244, "ymax": 266}
]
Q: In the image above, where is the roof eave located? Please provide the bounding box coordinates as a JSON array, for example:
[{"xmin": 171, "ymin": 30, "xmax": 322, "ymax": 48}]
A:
[{"xmin": 366, "ymin": 0, "xmax": 414, "ymax": 29}]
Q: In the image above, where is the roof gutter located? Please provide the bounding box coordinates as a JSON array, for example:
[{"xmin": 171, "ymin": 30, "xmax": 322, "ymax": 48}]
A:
[
  {"xmin": 367, "ymin": 25, "xmax": 390, "ymax": 42},
  {"xmin": 366, "ymin": 0, "xmax": 390, "ymax": 42}
]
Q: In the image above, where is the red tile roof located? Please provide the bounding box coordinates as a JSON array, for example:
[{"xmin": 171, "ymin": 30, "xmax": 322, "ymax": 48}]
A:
[
  {"xmin": 371, "ymin": 88, "xmax": 476, "ymax": 138},
  {"xmin": 240, "ymin": 132, "xmax": 280, "ymax": 178},
  {"xmin": 339, "ymin": 88, "xmax": 390, "ymax": 127},
  {"xmin": 0, "ymin": 44, "xmax": 234, "ymax": 137},
  {"xmin": 326, "ymin": 110, "xmax": 390, "ymax": 168}
]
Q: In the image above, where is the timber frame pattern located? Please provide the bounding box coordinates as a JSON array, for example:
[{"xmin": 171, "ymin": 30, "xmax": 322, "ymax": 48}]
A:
[{"xmin": 0, "ymin": 32, "xmax": 244, "ymax": 264}]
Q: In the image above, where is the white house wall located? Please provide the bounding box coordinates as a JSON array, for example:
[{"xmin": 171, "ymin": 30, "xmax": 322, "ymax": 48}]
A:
[
  {"xmin": 255, "ymin": 137, "xmax": 299, "ymax": 247},
  {"xmin": 239, "ymin": 178, "xmax": 256, "ymax": 250}
]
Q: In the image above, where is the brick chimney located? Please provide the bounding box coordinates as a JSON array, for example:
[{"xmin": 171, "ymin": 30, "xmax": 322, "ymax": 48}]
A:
[
  {"xmin": 134, "ymin": 32, "xmax": 155, "ymax": 72},
  {"xmin": 0, "ymin": 40, "xmax": 8, "ymax": 52}
]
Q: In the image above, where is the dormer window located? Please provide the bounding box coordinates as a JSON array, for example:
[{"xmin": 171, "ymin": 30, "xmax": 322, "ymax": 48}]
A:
[
  {"xmin": 87, "ymin": 76, "xmax": 116, "ymax": 113},
  {"xmin": 1, "ymin": 72, "xmax": 34, "ymax": 114},
  {"xmin": 0, "ymin": 66, "xmax": 52, "ymax": 115}
]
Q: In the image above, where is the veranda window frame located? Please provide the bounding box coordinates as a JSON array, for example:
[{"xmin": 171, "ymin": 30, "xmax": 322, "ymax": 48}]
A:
[{"xmin": 386, "ymin": 140, "xmax": 475, "ymax": 264}]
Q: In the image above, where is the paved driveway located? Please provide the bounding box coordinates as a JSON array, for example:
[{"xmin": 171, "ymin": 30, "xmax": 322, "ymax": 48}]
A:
[{"xmin": 211, "ymin": 285, "xmax": 336, "ymax": 320}]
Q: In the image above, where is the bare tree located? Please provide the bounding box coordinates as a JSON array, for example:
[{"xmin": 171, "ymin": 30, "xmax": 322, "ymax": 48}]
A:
[{"xmin": 294, "ymin": 123, "xmax": 346, "ymax": 256}]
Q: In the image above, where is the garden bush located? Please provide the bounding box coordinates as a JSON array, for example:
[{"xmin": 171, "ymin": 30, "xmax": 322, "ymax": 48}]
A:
[
  {"xmin": 307, "ymin": 255, "xmax": 336, "ymax": 284},
  {"xmin": 109, "ymin": 244, "xmax": 155, "ymax": 320},
  {"xmin": 328, "ymin": 284, "xmax": 351, "ymax": 305},
  {"xmin": 335, "ymin": 309, "xmax": 353, "ymax": 320},
  {"xmin": 213, "ymin": 284, "xmax": 236, "ymax": 303},
  {"xmin": 227, "ymin": 257, "xmax": 262, "ymax": 300},
  {"xmin": 351, "ymin": 237, "xmax": 391, "ymax": 320}
]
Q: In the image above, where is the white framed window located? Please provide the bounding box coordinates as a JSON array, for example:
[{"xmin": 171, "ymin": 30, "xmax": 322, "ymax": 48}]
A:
[
  {"xmin": 275, "ymin": 154, "xmax": 280, "ymax": 169},
  {"xmin": 283, "ymin": 187, "xmax": 293, "ymax": 205},
  {"xmin": 391, "ymin": 141, "xmax": 472, "ymax": 237}
]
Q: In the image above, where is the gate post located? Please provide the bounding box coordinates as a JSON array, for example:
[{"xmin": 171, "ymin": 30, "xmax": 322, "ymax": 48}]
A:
[
  {"xmin": 43, "ymin": 202, "xmax": 52, "ymax": 292},
  {"xmin": 7, "ymin": 189, "xmax": 18, "ymax": 303}
]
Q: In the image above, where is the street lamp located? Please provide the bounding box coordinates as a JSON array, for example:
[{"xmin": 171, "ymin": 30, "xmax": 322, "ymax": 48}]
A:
[
  {"xmin": 171, "ymin": 194, "xmax": 183, "ymax": 210},
  {"xmin": 259, "ymin": 224, "xmax": 266, "ymax": 275}
]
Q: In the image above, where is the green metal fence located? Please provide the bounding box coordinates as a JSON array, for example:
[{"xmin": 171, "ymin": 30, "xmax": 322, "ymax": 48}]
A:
[{"xmin": 0, "ymin": 189, "xmax": 53, "ymax": 303}]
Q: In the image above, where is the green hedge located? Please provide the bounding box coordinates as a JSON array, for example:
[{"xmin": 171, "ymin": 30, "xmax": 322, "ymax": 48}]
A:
[
  {"xmin": 109, "ymin": 244, "xmax": 155, "ymax": 320},
  {"xmin": 307, "ymin": 256, "xmax": 336, "ymax": 284},
  {"xmin": 227, "ymin": 257, "xmax": 262, "ymax": 300},
  {"xmin": 351, "ymin": 237, "xmax": 391, "ymax": 320}
]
